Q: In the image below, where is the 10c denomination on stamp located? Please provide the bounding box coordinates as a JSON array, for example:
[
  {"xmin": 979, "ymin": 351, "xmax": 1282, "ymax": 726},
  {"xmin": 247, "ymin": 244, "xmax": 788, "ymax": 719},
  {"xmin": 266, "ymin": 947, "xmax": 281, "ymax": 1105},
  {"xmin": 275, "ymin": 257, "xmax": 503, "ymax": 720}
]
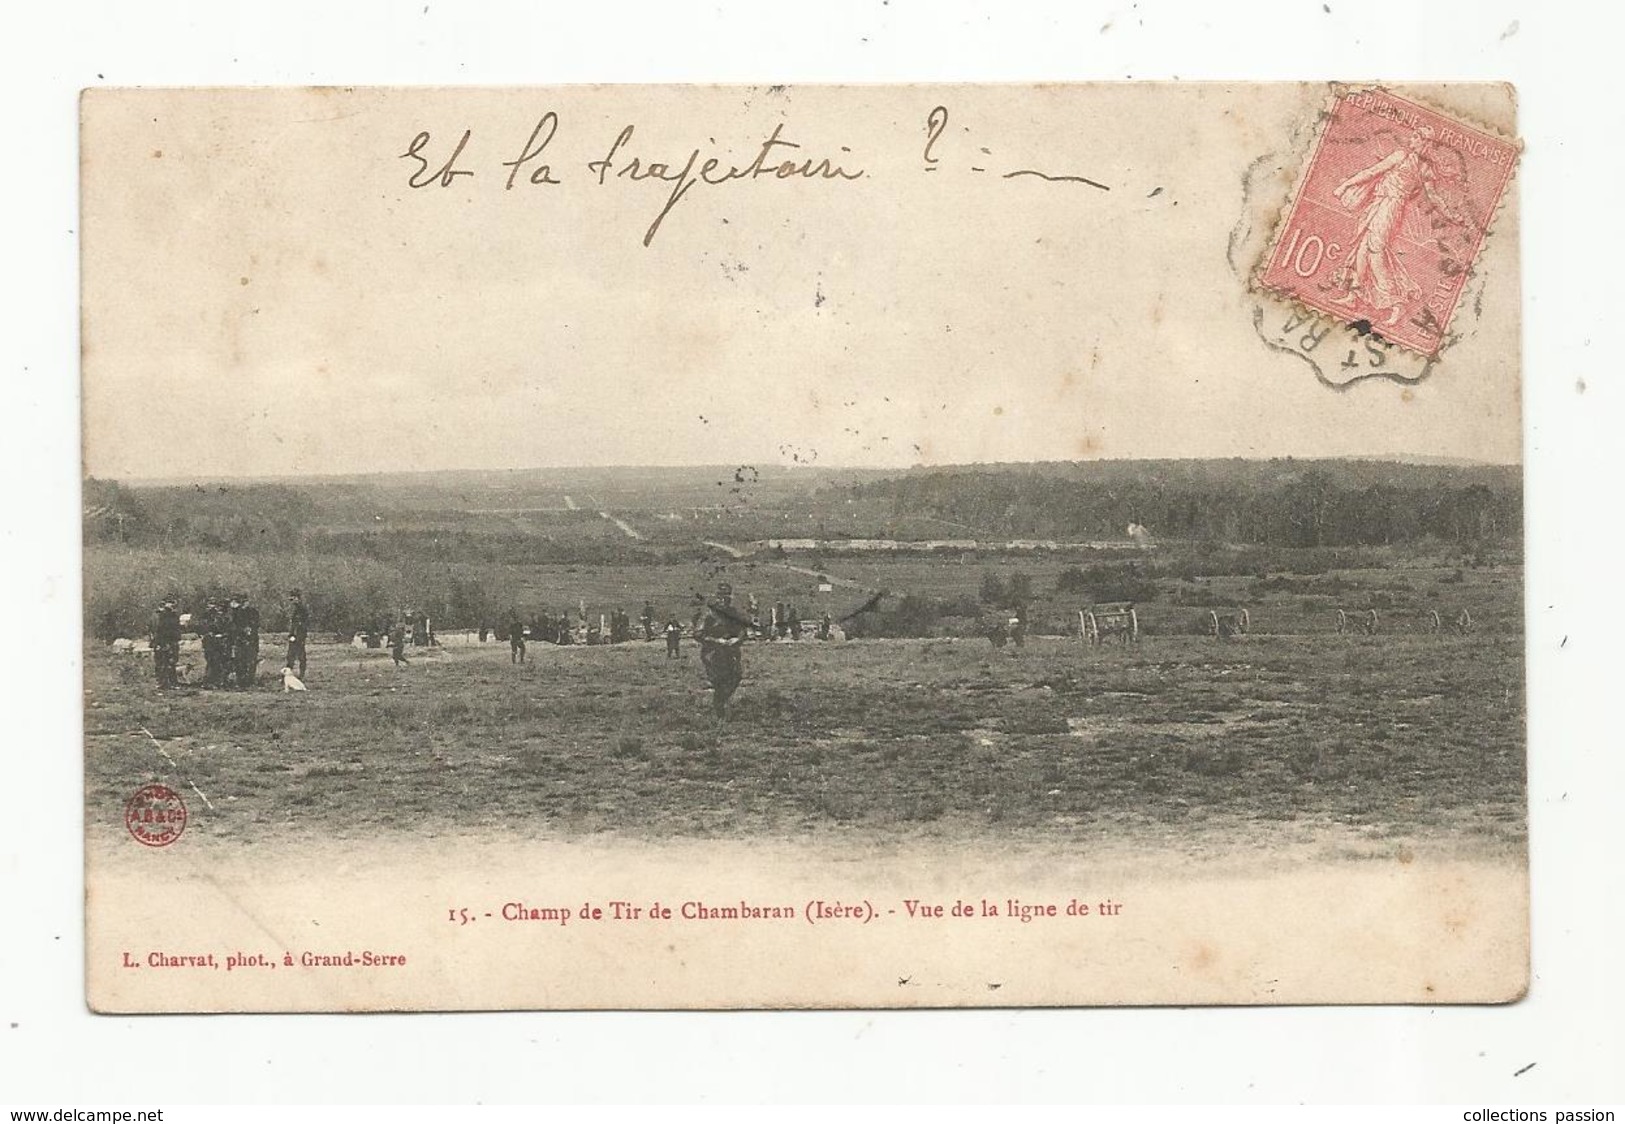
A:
[{"xmin": 1259, "ymin": 86, "xmax": 1519, "ymax": 356}]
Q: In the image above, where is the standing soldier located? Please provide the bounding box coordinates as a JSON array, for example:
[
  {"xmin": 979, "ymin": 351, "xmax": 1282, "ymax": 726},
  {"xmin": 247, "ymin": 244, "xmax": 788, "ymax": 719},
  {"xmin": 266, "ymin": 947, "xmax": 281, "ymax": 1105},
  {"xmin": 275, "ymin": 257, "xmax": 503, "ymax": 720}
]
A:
[
  {"xmin": 222, "ymin": 595, "xmax": 243, "ymax": 686},
  {"xmin": 509, "ymin": 612, "xmax": 527, "ymax": 664},
  {"xmin": 151, "ymin": 597, "xmax": 181, "ymax": 689},
  {"xmin": 641, "ymin": 600, "xmax": 656, "ymax": 642},
  {"xmin": 231, "ymin": 593, "xmax": 261, "ymax": 687},
  {"xmin": 285, "ymin": 589, "xmax": 309, "ymax": 679},
  {"xmin": 664, "ymin": 618, "xmax": 682, "ymax": 658},
  {"xmin": 201, "ymin": 597, "xmax": 230, "ymax": 686},
  {"xmin": 818, "ymin": 611, "xmax": 833, "ymax": 641},
  {"xmin": 987, "ymin": 616, "xmax": 1008, "ymax": 649},
  {"xmin": 390, "ymin": 617, "xmax": 410, "ymax": 667},
  {"xmin": 699, "ymin": 581, "xmax": 748, "ymax": 719}
]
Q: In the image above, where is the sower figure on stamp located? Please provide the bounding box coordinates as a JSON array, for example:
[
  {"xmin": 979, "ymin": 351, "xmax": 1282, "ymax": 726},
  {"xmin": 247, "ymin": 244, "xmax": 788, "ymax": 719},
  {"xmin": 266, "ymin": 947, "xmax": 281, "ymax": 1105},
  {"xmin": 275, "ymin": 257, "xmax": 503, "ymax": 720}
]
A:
[
  {"xmin": 231, "ymin": 593, "xmax": 261, "ymax": 688},
  {"xmin": 151, "ymin": 597, "xmax": 181, "ymax": 689},
  {"xmin": 1330, "ymin": 126, "xmax": 1470, "ymax": 327},
  {"xmin": 699, "ymin": 582, "xmax": 748, "ymax": 720},
  {"xmin": 285, "ymin": 588, "xmax": 309, "ymax": 679}
]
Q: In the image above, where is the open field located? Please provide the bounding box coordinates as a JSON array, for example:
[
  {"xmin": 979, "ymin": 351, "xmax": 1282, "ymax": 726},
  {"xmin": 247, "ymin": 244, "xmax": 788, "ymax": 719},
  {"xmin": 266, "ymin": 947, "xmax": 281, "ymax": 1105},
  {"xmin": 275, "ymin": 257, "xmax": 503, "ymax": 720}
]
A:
[
  {"xmin": 86, "ymin": 613, "xmax": 1525, "ymax": 856},
  {"xmin": 85, "ymin": 460, "xmax": 1526, "ymax": 860}
]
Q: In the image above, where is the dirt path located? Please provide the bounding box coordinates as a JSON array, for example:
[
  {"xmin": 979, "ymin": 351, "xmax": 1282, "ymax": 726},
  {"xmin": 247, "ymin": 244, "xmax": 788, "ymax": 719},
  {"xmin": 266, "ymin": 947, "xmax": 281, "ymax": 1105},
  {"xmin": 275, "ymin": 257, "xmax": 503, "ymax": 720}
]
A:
[
  {"xmin": 702, "ymin": 539, "xmax": 873, "ymax": 592},
  {"xmin": 600, "ymin": 512, "xmax": 643, "ymax": 540},
  {"xmin": 776, "ymin": 561, "xmax": 869, "ymax": 590}
]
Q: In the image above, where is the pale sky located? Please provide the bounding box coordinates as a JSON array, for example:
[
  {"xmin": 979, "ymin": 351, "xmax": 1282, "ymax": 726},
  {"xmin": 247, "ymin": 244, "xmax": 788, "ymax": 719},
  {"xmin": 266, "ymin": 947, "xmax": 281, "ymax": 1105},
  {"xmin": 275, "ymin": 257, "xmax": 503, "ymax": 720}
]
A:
[{"xmin": 81, "ymin": 84, "xmax": 1522, "ymax": 478}]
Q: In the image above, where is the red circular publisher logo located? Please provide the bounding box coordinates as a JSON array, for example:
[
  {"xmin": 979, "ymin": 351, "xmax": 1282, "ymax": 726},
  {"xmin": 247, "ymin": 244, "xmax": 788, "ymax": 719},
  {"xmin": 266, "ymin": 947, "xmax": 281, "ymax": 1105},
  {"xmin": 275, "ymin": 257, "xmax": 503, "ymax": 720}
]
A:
[{"xmin": 125, "ymin": 783, "xmax": 187, "ymax": 848}]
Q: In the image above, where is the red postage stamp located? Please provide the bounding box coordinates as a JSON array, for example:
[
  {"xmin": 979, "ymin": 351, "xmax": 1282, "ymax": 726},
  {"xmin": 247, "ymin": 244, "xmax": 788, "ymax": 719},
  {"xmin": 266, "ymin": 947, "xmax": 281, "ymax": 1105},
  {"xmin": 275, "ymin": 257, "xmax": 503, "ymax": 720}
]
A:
[
  {"xmin": 1258, "ymin": 87, "xmax": 1519, "ymax": 356},
  {"xmin": 125, "ymin": 783, "xmax": 187, "ymax": 848}
]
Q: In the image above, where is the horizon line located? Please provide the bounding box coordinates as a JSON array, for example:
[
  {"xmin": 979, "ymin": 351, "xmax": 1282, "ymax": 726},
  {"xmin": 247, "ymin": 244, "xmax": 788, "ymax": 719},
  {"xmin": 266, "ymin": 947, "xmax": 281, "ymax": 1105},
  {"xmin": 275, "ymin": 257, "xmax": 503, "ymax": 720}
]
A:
[{"xmin": 93, "ymin": 452, "xmax": 1522, "ymax": 486}]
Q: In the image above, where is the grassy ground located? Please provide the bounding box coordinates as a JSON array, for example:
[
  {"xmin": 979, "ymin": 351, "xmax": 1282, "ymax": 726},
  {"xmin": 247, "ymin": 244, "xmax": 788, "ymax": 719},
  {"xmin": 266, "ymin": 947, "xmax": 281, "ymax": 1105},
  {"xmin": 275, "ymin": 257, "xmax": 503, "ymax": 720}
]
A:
[{"xmin": 85, "ymin": 602, "xmax": 1526, "ymax": 856}]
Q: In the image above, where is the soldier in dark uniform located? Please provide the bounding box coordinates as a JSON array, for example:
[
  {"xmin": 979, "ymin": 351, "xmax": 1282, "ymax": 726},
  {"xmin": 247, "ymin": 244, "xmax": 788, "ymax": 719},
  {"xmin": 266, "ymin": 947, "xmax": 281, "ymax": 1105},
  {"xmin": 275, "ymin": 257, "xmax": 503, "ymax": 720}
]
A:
[
  {"xmin": 222, "ymin": 596, "xmax": 244, "ymax": 685},
  {"xmin": 641, "ymin": 601, "xmax": 656, "ymax": 642},
  {"xmin": 699, "ymin": 582, "xmax": 748, "ymax": 719},
  {"xmin": 390, "ymin": 618, "xmax": 409, "ymax": 666},
  {"xmin": 285, "ymin": 589, "xmax": 309, "ymax": 679},
  {"xmin": 201, "ymin": 597, "xmax": 230, "ymax": 686},
  {"xmin": 151, "ymin": 598, "xmax": 181, "ymax": 688},
  {"xmin": 664, "ymin": 618, "xmax": 682, "ymax": 658},
  {"xmin": 508, "ymin": 612, "xmax": 527, "ymax": 664},
  {"xmin": 231, "ymin": 593, "xmax": 261, "ymax": 687},
  {"xmin": 987, "ymin": 616, "xmax": 1008, "ymax": 649}
]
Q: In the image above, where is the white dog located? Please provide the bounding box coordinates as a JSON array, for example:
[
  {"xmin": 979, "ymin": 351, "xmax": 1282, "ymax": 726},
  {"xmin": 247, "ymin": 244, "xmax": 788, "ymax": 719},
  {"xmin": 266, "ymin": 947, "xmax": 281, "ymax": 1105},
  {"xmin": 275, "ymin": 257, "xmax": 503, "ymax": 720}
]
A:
[{"xmin": 281, "ymin": 667, "xmax": 307, "ymax": 692}]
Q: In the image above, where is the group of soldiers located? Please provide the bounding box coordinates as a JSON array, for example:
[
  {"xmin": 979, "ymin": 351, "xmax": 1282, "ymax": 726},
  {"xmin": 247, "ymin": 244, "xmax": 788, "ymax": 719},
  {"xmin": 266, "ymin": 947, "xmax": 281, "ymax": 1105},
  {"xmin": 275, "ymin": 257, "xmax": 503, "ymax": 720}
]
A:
[
  {"xmin": 148, "ymin": 589, "xmax": 308, "ymax": 689},
  {"xmin": 499, "ymin": 602, "xmax": 692, "ymax": 664},
  {"xmin": 986, "ymin": 608, "xmax": 1029, "ymax": 649},
  {"xmin": 482, "ymin": 583, "xmax": 845, "ymax": 718},
  {"xmin": 144, "ymin": 579, "xmax": 860, "ymax": 720}
]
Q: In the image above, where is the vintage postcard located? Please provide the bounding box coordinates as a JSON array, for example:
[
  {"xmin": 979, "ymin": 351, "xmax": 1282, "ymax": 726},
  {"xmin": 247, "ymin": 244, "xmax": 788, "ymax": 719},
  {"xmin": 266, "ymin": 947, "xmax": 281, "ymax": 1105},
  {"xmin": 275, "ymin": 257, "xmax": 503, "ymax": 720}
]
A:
[{"xmin": 81, "ymin": 83, "xmax": 1526, "ymax": 1011}]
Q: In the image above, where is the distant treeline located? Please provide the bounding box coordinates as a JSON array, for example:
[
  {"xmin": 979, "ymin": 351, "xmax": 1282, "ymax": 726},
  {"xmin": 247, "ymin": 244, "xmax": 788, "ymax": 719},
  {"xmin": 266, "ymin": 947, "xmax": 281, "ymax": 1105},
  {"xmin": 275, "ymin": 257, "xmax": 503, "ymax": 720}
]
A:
[
  {"xmin": 82, "ymin": 479, "xmax": 710, "ymax": 566},
  {"xmin": 825, "ymin": 460, "xmax": 1521, "ymax": 547}
]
